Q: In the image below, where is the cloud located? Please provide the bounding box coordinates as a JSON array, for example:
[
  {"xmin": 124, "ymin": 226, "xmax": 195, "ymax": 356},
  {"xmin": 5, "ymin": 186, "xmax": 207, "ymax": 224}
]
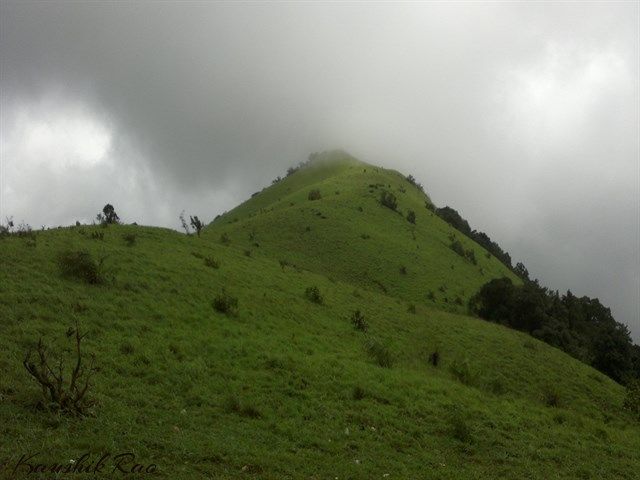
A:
[{"xmin": 0, "ymin": 2, "xmax": 637, "ymax": 339}]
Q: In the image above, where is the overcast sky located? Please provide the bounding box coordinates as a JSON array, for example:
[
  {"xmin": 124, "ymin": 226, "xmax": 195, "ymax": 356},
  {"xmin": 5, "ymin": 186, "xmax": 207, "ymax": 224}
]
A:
[{"xmin": 1, "ymin": 2, "xmax": 638, "ymax": 341}]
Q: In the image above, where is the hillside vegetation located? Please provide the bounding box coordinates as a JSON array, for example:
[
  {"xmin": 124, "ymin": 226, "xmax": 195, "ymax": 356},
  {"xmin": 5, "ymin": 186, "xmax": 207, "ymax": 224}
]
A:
[
  {"xmin": 206, "ymin": 151, "xmax": 519, "ymax": 313},
  {"xmin": 1, "ymin": 151, "xmax": 638, "ymax": 479}
]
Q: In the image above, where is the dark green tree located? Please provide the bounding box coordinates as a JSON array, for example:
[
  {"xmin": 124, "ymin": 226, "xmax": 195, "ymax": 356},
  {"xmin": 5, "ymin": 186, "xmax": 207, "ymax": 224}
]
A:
[
  {"xmin": 190, "ymin": 215, "xmax": 204, "ymax": 236},
  {"xmin": 97, "ymin": 204, "xmax": 119, "ymax": 225}
]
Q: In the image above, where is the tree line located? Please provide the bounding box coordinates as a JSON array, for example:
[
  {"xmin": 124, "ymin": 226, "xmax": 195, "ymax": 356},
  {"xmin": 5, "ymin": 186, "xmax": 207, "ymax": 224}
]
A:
[{"xmin": 435, "ymin": 204, "xmax": 638, "ymax": 384}]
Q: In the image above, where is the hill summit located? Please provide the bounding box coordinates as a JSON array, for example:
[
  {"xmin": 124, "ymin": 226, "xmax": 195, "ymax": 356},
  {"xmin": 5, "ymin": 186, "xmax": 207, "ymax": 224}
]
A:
[{"xmin": 206, "ymin": 150, "xmax": 519, "ymax": 312}]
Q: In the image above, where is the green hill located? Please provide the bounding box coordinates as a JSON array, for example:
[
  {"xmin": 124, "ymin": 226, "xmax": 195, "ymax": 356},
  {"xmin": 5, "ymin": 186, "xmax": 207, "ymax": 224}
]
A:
[
  {"xmin": 0, "ymin": 152, "xmax": 638, "ymax": 479},
  {"xmin": 206, "ymin": 151, "xmax": 520, "ymax": 313}
]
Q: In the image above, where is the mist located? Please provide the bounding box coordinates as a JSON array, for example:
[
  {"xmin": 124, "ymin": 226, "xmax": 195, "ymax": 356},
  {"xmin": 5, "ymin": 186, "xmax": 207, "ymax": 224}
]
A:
[{"xmin": 1, "ymin": 2, "xmax": 637, "ymax": 340}]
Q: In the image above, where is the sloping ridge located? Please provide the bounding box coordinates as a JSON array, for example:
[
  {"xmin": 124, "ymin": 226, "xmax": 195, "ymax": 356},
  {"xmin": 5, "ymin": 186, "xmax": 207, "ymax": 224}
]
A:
[{"xmin": 206, "ymin": 150, "xmax": 519, "ymax": 312}]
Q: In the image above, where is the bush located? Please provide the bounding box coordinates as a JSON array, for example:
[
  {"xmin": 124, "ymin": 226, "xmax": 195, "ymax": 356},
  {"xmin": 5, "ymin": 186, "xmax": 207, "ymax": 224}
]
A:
[
  {"xmin": 623, "ymin": 380, "xmax": 640, "ymax": 420},
  {"xmin": 0, "ymin": 218, "xmax": 34, "ymax": 238},
  {"xmin": 407, "ymin": 303, "xmax": 416, "ymax": 314},
  {"xmin": 90, "ymin": 231, "xmax": 104, "ymax": 241},
  {"xmin": 204, "ymin": 257, "xmax": 220, "ymax": 269},
  {"xmin": 407, "ymin": 210, "xmax": 416, "ymax": 224},
  {"xmin": 450, "ymin": 239, "xmax": 466, "ymax": 257},
  {"xmin": 352, "ymin": 386, "xmax": 366, "ymax": 400},
  {"xmin": 365, "ymin": 338, "xmax": 393, "ymax": 368},
  {"xmin": 304, "ymin": 286, "xmax": 324, "ymax": 305},
  {"xmin": 399, "ymin": 265, "xmax": 407, "ymax": 275},
  {"xmin": 308, "ymin": 189, "xmax": 322, "ymax": 201},
  {"xmin": 405, "ymin": 174, "xmax": 424, "ymax": 192},
  {"xmin": 212, "ymin": 290, "xmax": 238, "ymax": 315},
  {"xmin": 220, "ymin": 233, "xmax": 231, "ymax": 245},
  {"xmin": 57, "ymin": 250, "xmax": 106, "ymax": 284},
  {"xmin": 449, "ymin": 239, "xmax": 477, "ymax": 265},
  {"xmin": 122, "ymin": 233, "xmax": 136, "ymax": 246},
  {"xmin": 22, "ymin": 323, "xmax": 97, "ymax": 415},
  {"xmin": 350, "ymin": 310, "xmax": 368, "ymax": 332},
  {"xmin": 542, "ymin": 385, "xmax": 561, "ymax": 407},
  {"xmin": 380, "ymin": 191, "xmax": 397, "ymax": 211},
  {"xmin": 429, "ymin": 350, "xmax": 440, "ymax": 367}
]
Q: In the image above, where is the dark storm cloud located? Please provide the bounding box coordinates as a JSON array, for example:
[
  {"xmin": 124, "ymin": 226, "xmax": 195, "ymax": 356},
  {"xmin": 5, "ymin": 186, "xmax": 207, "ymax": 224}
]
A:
[{"xmin": 0, "ymin": 2, "xmax": 637, "ymax": 340}]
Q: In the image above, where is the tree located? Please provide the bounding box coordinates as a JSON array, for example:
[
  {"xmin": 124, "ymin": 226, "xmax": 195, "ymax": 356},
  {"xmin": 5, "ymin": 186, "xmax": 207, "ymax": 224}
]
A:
[
  {"xmin": 96, "ymin": 204, "xmax": 119, "ymax": 225},
  {"xmin": 514, "ymin": 262, "xmax": 530, "ymax": 281},
  {"xmin": 179, "ymin": 211, "xmax": 190, "ymax": 235},
  {"xmin": 190, "ymin": 215, "xmax": 204, "ymax": 236}
]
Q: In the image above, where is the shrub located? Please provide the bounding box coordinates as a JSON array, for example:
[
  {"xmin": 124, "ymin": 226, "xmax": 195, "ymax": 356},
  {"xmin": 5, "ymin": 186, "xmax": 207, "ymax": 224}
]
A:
[
  {"xmin": 407, "ymin": 210, "xmax": 416, "ymax": 224},
  {"xmin": 212, "ymin": 290, "xmax": 238, "ymax": 315},
  {"xmin": 279, "ymin": 259, "xmax": 290, "ymax": 270},
  {"xmin": 90, "ymin": 231, "xmax": 104, "ymax": 241},
  {"xmin": 407, "ymin": 303, "xmax": 417, "ymax": 314},
  {"xmin": 380, "ymin": 191, "xmax": 398, "ymax": 211},
  {"xmin": 122, "ymin": 233, "xmax": 136, "ymax": 246},
  {"xmin": 305, "ymin": 286, "xmax": 324, "ymax": 305},
  {"xmin": 450, "ymin": 239, "xmax": 477, "ymax": 265},
  {"xmin": 399, "ymin": 265, "xmax": 407, "ymax": 275},
  {"xmin": 465, "ymin": 249, "xmax": 477, "ymax": 265},
  {"xmin": 244, "ymin": 250, "xmax": 252, "ymax": 257},
  {"xmin": 22, "ymin": 323, "xmax": 97, "ymax": 415},
  {"xmin": 220, "ymin": 233, "xmax": 231, "ymax": 245},
  {"xmin": 449, "ymin": 358, "xmax": 477, "ymax": 385},
  {"xmin": 352, "ymin": 386, "xmax": 366, "ymax": 400},
  {"xmin": 350, "ymin": 310, "xmax": 368, "ymax": 332},
  {"xmin": 542, "ymin": 385, "xmax": 561, "ymax": 407},
  {"xmin": 57, "ymin": 250, "xmax": 106, "ymax": 284},
  {"xmin": 405, "ymin": 174, "xmax": 424, "ymax": 192},
  {"xmin": 428, "ymin": 350, "xmax": 440, "ymax": 367},
  {"xmin": 204, "ymin": 257, "xmax": 220, "ymax": 269},
  {"xmin": 365, "ymin": 338, "xmax": 393, "ymax": 368},
  {"xmin": 96, "ymin": 204, "xmax": 119, "ymax": 225},
  {"xmin": 426, "ymin": 291, "xmax": 436, "ymax": 302},
  {"xmin": 0, "ymin": 218, "xmax": 34, "ymax": 238},
  {"xmin": 623, "ymin": 380, "xmax": 640, "ymax": 420},
  {"xmin": 450, "ymin": 239, "xmax": 466, "ymax": 257},
  {"xmin": 308, "ymin": 189, "xmax": 322, "ymax": 201}
]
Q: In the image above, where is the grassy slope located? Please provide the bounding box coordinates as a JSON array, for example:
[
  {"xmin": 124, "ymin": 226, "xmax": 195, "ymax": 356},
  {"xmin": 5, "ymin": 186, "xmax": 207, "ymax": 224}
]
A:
[
  {"xmin": 0, "ymin": 156, "xmax": 638, "ymax": 479},
  {"xmin": 205, "ymin": 151, "xmax": 520, "ymax": 314}
]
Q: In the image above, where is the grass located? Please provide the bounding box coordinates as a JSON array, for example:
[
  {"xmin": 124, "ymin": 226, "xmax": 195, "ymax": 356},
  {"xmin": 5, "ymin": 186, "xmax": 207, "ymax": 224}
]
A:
[
  {"xmin": 0, "ymin": 151, "xmax": 638, "ymax": 478},
  {"xmin": 205, "ymin": 151, "xmax": 520, "ymax": 314}
]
